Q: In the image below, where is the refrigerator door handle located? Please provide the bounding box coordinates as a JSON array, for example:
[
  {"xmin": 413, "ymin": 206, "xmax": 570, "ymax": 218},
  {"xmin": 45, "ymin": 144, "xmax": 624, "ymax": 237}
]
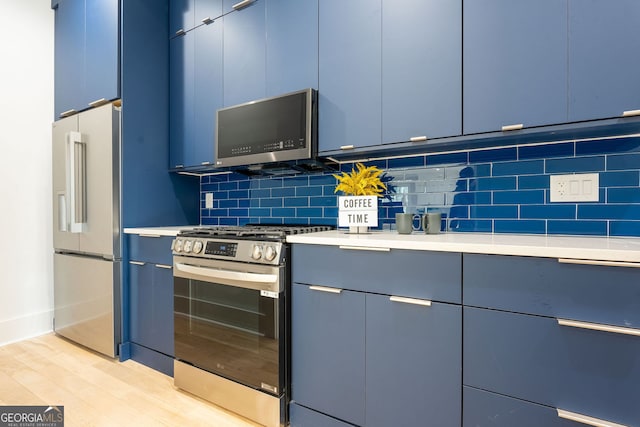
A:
[
  {"xmin": 57, "ymin": 191, "xmax": 67, "ymax": 232},
  {"xmin": 66, "ymin": 131, "xmax": 86, "ymax": 233}
]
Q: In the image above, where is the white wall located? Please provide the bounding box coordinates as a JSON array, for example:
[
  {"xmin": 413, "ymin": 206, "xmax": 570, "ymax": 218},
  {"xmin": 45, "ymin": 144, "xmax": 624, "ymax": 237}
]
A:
[{"xmin": 0, "ymin": 0, "xmax": 54, "ymax": 345}]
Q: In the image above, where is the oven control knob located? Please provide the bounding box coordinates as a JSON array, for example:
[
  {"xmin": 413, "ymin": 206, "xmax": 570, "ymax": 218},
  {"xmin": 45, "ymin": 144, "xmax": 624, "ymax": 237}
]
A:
[
  {"xmin": 251, "ymin": 245, "xmax": 263, "ymax": 260},
  {"xmin": 174, "ymin": 239, "xmax": 183, "ymax": 252},
  {"xmin": 264, "ymin": 245, "xmax": 277, "ymax": 261},
  {"xmin": 192, "ymin": 240, "xmax": 203, "ymax": 254},
  {"xmin": 183, "ymin": 240, "xmax": 193, "ymax": 253}
]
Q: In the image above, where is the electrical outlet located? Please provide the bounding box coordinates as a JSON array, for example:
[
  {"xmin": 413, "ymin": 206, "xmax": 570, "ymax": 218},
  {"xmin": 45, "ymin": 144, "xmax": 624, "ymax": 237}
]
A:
[
  {"xmin": 205, "ymin": 192, "xmax": 214, "ymax": 209},
  {"xmin": 550, "ymin": 173, "xmax": 599, "ymax": 202}
]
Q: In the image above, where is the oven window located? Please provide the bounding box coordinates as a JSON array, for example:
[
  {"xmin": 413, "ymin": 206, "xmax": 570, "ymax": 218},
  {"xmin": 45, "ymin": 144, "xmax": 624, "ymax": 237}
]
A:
[{"xmin": 174, "ymin": 276, "xmax": 280, "ymax": 394}]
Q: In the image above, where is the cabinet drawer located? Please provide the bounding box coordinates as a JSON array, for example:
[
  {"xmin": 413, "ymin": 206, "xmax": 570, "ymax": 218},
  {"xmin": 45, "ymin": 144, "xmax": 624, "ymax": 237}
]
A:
[
  {"xmin": 292, "ymin": 244, "xmax": 461, "ymax": 303},
  {"xmin": 464, "ymin": 386, "xmax": 578, "ymax": 427},
  {"xmin": 290, "ymin": 403, "xmax": 352, "ymax": 427},
  {"xmin": 128, "ymin": 234, "xmax": 174, "ymax": 265},
  {"xmin": 464, "ymin": 307, "xmax": 640, "ymax": 427},
  {"xmin": 463, "ymin": 254, "xmax": 640, "ymax": 328}
]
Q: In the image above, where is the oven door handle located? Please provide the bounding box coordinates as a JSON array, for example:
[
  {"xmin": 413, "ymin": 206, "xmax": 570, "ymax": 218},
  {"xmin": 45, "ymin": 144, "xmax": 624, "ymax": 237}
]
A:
[{"xmin": 175, "ymin": 262, "xmax": 278, "ymax": 285}]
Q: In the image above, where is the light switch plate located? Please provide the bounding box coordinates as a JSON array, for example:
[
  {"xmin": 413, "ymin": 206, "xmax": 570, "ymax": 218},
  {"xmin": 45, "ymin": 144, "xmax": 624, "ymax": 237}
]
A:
[
  {"xmin": 550, "ymin": 173, "xmax": 599, "ymax": 202},
  {"xmin": 205, "ymin": 192, "xmax": 214, "ymax": 209}
]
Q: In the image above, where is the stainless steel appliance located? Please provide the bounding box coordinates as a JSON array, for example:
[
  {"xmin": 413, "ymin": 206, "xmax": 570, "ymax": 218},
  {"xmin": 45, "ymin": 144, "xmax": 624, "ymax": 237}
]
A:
[
  {"xmin": 52, "ymin": 103, "xmax": 122, "ymax": 358},
  {"xmin": 172, "ymin": 225, "xmax": 332, "ymax": 427},
  {"xmin": 215, "ymin": 88, "xmax": 317, "ymax": 168}
]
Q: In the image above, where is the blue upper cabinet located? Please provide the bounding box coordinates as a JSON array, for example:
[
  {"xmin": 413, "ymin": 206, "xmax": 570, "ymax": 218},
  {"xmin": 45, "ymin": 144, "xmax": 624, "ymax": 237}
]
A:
[
  {"xmin": 169, "ymin": 32, "xmax": 194, "ymax": 169},
  {"xmin": 54, "ymin": 0, "xmax": 85, "ymax": 118},
  {"xmin": 170, "ymin": 0, "xmax": 225, "ymax": 36},
  {"xmin": 169, "ymin": 3, "xmax": 223, "ymax": 169},
  {"xmin": 568, "ymin": 0, "xmax": 640, "ymax": 122},
  {"xmin": 318, "ymin": 0, "xmax": 382, "ymax": 153},
  {"xmin": 265, "ymin": 0, "xmax": 318, "ymax": 96},
  {"xmin": 223, "ymin": 0, "xmax": 266, "ymax": 106},
  {"xmin": 84, "ymin": 0, "xmax": 119, "ymax": 108},
  {"xmin": 169, "ymin": 0, "xmax": 194, "ymax": 36},
  {"xmin": 382, "ymin": 0, "xmax": 462, "ymax": 143},
  {"xmin": 53, "ymin": 0, "xmax": 120, "ymax": 118},
  {"xmin": 193, "ymin": 18, "xmax": 223, "ymax": 167},
  {"xmin": 463, "ymin": 0, "xmax": 568, "ymax": 134}
]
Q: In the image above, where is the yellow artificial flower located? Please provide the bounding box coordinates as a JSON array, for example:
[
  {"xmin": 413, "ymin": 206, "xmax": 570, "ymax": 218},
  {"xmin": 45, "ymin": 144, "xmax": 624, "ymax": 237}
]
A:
[{"xmin": 333, "ymin": 163, "xmax": 387, "ymax": 196}]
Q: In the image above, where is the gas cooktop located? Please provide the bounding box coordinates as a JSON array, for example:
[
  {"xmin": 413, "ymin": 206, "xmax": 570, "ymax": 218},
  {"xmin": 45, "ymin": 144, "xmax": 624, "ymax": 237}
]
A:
[{"xmin": 178, "ymin": 224, "xmax": 334, "ymax": 241}]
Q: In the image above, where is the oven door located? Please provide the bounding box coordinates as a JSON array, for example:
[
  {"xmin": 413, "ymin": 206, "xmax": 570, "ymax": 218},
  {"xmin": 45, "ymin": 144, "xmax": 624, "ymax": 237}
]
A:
[{"xmin": 173, "ymin": 255, "xmax": 285, "ymax": 396}]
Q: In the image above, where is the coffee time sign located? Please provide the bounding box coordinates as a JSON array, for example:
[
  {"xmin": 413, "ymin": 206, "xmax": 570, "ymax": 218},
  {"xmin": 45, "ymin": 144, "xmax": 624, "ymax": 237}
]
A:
[{"xmin": 338, "ymin": 196, "xmax": 378, "ymax": 227}]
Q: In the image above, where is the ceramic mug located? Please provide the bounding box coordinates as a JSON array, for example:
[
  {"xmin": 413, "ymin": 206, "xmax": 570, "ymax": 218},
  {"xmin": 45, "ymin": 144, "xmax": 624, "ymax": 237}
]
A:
[
  {"xmin": 422, "ymin": 212, "xmax": 442, "ymax": 234},
  {"xmin": 395, "ymin": 213, "xmax": 420, "ymax": 234}
]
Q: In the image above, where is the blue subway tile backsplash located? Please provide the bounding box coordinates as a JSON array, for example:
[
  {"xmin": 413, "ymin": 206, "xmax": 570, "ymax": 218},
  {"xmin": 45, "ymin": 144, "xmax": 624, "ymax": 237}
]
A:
[{"xmin": 200, "ymin": 134, "xmax": 640, "ymax": 237}]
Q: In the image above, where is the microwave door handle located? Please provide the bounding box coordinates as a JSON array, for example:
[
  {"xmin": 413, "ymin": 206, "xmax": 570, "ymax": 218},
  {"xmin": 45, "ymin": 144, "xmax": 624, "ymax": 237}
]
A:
[
  {"xmin": 66, "ymin": 131, "xmax": 86, "ymax": 233},
  {"xmin": 175, "ymin": 262, "xmax": 278, "ymax": 290}
]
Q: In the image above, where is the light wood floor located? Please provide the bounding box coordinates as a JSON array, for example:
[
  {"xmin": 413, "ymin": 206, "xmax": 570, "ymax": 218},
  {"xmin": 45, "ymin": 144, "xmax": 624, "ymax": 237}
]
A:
[{"xmin": 0, "ymin": 333, "xmax": 261, "ymax": 426}]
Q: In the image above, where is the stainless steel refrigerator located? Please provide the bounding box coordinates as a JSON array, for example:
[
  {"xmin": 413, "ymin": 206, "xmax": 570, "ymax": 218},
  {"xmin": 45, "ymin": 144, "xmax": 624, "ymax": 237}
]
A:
[{"xmin": 52, "ymin": 103, "xmax": 121, "ymax": 358}]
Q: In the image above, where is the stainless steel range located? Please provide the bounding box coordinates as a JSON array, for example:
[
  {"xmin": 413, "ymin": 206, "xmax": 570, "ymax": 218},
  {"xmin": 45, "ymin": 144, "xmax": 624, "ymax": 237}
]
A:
[{"xmin": 171, "ymin": 225, "xmax": 332, "ymax": 427}]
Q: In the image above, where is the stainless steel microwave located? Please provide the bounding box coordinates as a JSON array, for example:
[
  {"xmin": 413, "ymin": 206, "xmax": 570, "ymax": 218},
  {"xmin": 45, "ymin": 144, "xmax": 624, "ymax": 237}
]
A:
[{"xmin": 215, "ymin": 88, "xmax": 317, "ymax": 168}]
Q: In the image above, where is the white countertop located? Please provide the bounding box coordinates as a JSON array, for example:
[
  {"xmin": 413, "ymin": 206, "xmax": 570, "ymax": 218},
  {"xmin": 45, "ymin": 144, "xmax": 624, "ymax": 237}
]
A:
[
  {"xmin": 287, "ymin": 230, "xmax": 640, "ymax": 263},
  {"xmin": 123, "ymin": 226, "xmax": 198, "ymax": 237}
]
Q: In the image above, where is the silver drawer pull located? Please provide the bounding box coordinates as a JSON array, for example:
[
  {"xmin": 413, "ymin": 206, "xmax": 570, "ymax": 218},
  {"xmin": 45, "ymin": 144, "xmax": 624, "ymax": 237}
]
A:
[
  {"xmin": 558, "ymin": 258, "xmax": 640, "ymax": 268},
  {"xmin": 389, "ymin": 296, "xmax": 431, "ymax": 307},
  {"xmin": 232, "ymin": 0, "xmax": 254, "ymax": 10},
  {"xmin": 88, "ymin": 98, "xmax": 108, "ymax": 108},
  {"xmin": 339, "ymin": 245, "xmax": 391, "ymax": 252},
  {"xmin": 622, "ymin": 109, "xmax": 640, "ymax": 117},
  {"xmin": 557, "ymin": 318, "xmax": 640, "ymax": 337},
  {"xmin": 340, "ymin": 145, "xmax": 355, "ymax": 150},
  {"xmin": 501, "ymin": 123, "xmax": 524, "ymax": 131},
  {"xmin": 129, "ymin": 261, "xmax": 145, "ymax": 266},
  {"xmin": 557, "ymin": 408, "xmax": 629, "ymax": 427},
  {"xmin": 155, "ymin": 264, "xmax": 172, "ymax": 269},
  {"xmin": 410, "ymin": 136, "xmax": 427, "ymax": 142},
  {"xmin": 309, "ymin": 285, "xmax": 342, "ymax": 294},
  {"xmin": 60, "ymin": 109, "xmax": 77, "ymax": 118}
]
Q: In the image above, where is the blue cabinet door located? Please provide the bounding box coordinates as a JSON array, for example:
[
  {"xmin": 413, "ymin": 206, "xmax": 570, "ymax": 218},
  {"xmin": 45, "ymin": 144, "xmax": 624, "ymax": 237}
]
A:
[
  {"xmin": 366, "ymin": 295, "xmax": 461, "ymax": 427},
  {"xmin": 170, "ymin": 0, "xmax": 194, "ymax": 36},
  {"xmin": 223, "ymin": 0, "xmax": 266, "ymax": 106},
  {"xmin": 290, "ymin": 403, "xmax": 353, "ymax": 427},
  {"xmin": 193, "ymin": 17, "xmax": 223, "ymax": 167},
  {"xmin": 382, "ymin": 0, "xmax": 462, "ymax": 143},
  {"xmin": 464, "ymin": 386, "xmax": 580, "ymax": 427},
  {"xmin": 318, "ymin": 0, "xmax": 382, "ymax": 152},
  {"xmin": 463, "ymin": 0, "xmax": 568, "ymax": 134},
  {"xmin": 54, "ymin": 0, "xmax": 119, "ymax": 118},
  {"xmin": 129, "ymin": 262, "xmax": 174, "ymax": 357},
  {"xmin": 84, "ymin": 0, "xmax": 119, "ymax": 108},
  {"xmin": 54, "ymin": 0, "xmax": 85, "ymax": 117},
  {"xmin": 169, "ymin": 32, "xmax": 195, "ymax": 169},
  {"xmin": 464, "ymin": 307, "xmax": 640, "ymax": 427},
  {"xmin": 568, "ymin": 0, "xmax": 640, "ymax": 121},
  {"xmin": 265, "ymin": 0, "xmax": 318, "ymax": 96},
  {"xmin": 291, "ymin": 284, "xmax": 366, "ymax": 426}
]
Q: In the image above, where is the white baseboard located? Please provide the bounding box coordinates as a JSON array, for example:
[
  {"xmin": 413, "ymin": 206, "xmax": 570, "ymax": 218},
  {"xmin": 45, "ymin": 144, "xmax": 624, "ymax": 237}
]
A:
[{"xmin": 0, "ymin": 310, "xmax": 53, "ymax": 347}]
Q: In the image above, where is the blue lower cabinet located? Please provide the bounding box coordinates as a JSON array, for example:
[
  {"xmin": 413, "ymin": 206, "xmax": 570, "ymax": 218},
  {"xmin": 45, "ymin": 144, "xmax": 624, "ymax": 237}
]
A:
[
  {"xmin": 128, "ymin": 262, "xmax": 174, "ymax": 360},
  {"xmin": 463, "ymin": 386, "xmax": 580, "ymax": 427},
  {"xmin": 464, "ymin": 307, "xmax": 640, "ymax": 427},
  {"xmin": 290, "ymin": 403, "xmax": 353, "ymax": 427},
  {"xmin": 291, "ymin": 284, "xmax": 366, "ymax": 426},
  {"xmin": 128, "ymin": 235, "xmax": 175, "ymax": 376},
  {"xmin": 365, "ymin": 294, "xmax": 461, "ymax": 427}
]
